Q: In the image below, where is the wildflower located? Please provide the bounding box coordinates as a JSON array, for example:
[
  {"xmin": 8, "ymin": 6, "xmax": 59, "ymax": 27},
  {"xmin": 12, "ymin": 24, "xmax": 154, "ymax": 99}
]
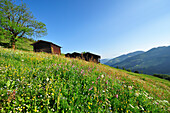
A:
[
  {"xmin": 34, "ymin": 107, "xmax": 37, "ymax": 112},
  {"xmin": 140, "ymin": 105, "xmax": 144, "ymax": 110},
  {"xmin": 92, "ymin": 81, "xmax": 94, "ymax": 84},
  {"xmin": 19, "ymin": 108, "xmax": 22, "ymax": 111},
  {"xmin": 129, "ymin": 104, "xmax": 134, "ymax": 108},
  {"xmin": 116, "ymin": 94, "xmax": 118, "ymax": 98},
  {"xmin": 101, "ymin": 75, "xmax": 104, "ymax": 78},
  {"xmin": 88, "ymin": 106, "xmax": 91, "ymax": 109},
  {"xmin": 128, "ymin": 86, "xmax": 133, "ymax": 90},
  {"xmin": 46, "ymin": 77, "xmax": 49, "ymax": 82},
  {"xmin": 135, "ymin": 92, "xmax": 140, "ymax": 97},
  {"xmin": 81, "ymin": 69, "xmax": 84, "ymax": 74},
  {"xmin": 89, "ymin": 87, "xmax": 93, "ymax": 91},
  {"xmin": 148, "ymin": 97, "xmax": 153, "ymax": 99},
  {"xmin": 97, "ymin": 76, "xmax": 100, "ymax": 80}
]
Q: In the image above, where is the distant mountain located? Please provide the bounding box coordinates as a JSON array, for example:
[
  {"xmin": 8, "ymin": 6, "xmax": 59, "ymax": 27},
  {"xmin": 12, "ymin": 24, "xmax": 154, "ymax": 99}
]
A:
[
  {"xmin": 100, "ymin": 58, "xmax": 110, "ymax": 64},
  {"xmin": 111, "ymin": 46, "xmax": 170, "ymax": 75},
  {"xmin": 105, "ymin": 51, "xmax": 144, "ymax": 66}
]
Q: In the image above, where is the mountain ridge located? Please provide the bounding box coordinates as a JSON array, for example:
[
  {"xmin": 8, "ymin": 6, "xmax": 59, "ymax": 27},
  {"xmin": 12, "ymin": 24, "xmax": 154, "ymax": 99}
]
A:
[
  {"xmin": 105, "ymin": 51, "xmax": 144, "ymax": 66},
  {"xmin": 111, "ymin": 46, "xmax": 170, "ymax": 75}
]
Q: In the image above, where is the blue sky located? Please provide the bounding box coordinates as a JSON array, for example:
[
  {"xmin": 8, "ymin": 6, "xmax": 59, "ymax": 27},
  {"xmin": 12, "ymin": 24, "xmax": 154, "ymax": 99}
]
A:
[{"xmin": 23, "ymin": 0, "xmax": 170, "ymax": 58}]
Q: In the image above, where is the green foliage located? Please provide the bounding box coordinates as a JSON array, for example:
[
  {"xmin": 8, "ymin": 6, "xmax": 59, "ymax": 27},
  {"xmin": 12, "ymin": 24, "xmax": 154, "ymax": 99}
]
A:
[
  {"xmin": 0, "ymin": 0, "xmax": 47, "ymax": 49},
  {"xmin": 0, "ymin": 47, "xmax": 169, "ymax": 112},
  {"xmin": 0, "ymin": 37, "xmax": 35, "ymax": 51},
  {"xmin": 153, "ymin": 74, "xmax": 170, "ymax": 81},
  {"xmin": 127, "ymin": 69, "xmax": 132, "ymax": 72}
]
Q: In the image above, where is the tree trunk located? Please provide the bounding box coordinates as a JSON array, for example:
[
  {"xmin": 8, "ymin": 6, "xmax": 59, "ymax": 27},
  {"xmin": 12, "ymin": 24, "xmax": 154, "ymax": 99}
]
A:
[
  {"xmin": 10, "ymin": 38, "xmax": 16, "ymax": 50},
  {"xmin": 12, "ymin": 41, "xmax": 15, "ymax": 49}
]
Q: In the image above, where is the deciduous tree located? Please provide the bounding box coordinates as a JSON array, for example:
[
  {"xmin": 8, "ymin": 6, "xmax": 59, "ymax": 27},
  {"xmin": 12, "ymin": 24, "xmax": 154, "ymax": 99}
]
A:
[{"xmin": 0, "ymin": 0, "xmax": 47, "ymax": 49}]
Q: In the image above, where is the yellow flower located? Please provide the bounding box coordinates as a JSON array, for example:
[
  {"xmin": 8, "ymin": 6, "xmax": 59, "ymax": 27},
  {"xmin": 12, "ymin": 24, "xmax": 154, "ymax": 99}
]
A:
[
  {"xmin": 88, "ymin": 106, "xmax": 91, "ymax": 109},
  {"xmin": 23, "ymin": 107, "xmax": 25, "ymax": 109},
  {"xmin": 34, "ymin": 107, "xmax": 37, "ymax": 112},
  {"xmin": 19, "ymin": 108, "xmax": 22, "ymax": 111}
]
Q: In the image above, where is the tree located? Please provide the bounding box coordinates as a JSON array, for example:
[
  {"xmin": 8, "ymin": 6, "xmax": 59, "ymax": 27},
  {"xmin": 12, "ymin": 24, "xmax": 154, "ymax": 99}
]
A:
[{"xmin": 0, "ymin": 0, "xmax": 47, "ymax": 49}]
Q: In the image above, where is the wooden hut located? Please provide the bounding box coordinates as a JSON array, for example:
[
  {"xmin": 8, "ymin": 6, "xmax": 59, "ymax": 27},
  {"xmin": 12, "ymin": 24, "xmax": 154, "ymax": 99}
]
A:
[
  {"xmin": 31, "ymin": 40, "xmax": 61, "ymax": 55},
  {"xmin": 65, "ymin": 52, "xmax": 101, "ymax": 63},
  {"xmin": 82, "ymin": 52, "xmax": 101, "ymax": 63}
]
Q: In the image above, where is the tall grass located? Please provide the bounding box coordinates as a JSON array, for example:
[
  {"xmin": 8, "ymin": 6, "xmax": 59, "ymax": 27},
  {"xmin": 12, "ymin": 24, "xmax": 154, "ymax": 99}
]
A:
[{"xmin": 0, "ymin": 47, "xmax": 169, "ymax": 112}]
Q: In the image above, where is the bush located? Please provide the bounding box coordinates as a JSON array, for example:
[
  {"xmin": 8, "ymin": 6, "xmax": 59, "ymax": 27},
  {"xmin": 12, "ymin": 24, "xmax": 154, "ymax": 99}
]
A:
[
  {"xmin": 134, "ymin": 71, "xmax": 139, "ymax": 73},
  {"xmin": 153, "ymin": 74, "xmax": 170, "ymax": 81}
]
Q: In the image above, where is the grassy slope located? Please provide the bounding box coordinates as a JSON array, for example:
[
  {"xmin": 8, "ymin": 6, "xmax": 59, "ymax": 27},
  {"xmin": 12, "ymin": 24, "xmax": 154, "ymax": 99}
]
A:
[
  {"xmin": 0, "ymin": 47, "xmax": 169, "ymax": 112},
  {"xmin": 0, "ymin": 38, "xmax": 35, "ymax": 51}
]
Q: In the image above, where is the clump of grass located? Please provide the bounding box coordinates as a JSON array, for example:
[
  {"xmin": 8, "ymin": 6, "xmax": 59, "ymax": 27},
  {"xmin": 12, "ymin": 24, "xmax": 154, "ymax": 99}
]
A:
[{"xmin": 0, "ymin": 47, "xmax": 169, "ymax": 112}]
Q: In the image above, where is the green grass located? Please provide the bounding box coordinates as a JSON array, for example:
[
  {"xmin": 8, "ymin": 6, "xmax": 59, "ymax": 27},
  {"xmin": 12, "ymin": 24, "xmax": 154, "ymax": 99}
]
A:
[
  {"xmin": 0, "ymin": 38, "xmax": 35, "ymax": 51},
  {"xmin": 0, "ymin": 47, "xmax": 169, "ymax": 112}
]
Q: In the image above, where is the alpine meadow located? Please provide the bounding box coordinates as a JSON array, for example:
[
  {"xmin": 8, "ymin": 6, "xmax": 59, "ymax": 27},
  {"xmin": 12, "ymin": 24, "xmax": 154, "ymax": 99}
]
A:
[
  {"xmin": 0, "ymin": 47, "xmax": 170, "ymax": 112},
  {"xmin": 0, "ymin": 0, "xmax": 170, "ymax": 112}
]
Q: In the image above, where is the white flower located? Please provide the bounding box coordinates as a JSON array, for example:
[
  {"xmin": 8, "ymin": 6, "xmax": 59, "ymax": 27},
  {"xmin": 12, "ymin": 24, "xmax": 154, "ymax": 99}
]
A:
[
  {"xmin": 21, "ymin": 59, "xmax": 24, "ymax": 62},
  {"xmin": 129, "ymin": 104, "xmax": 134, "ymax": 108},
  {"xmin": 135, "ymin": 92, "xmax": 140, "ymax": 97},
  {"xmin": 139, "ymin": 105, "xmax": 144, "ymax": 110},
  {"xmin": 101, "ymin": 75, "xmax": 104, "ymax": 78},
  {"xmin": 148, "ymin": 97, "xmax": 153, "ymax": 99},
  {"xmin": 128, "ymin": 86, "xmax": 133, "ymax": 90},
  {"xmin": 46, "ymin": 77, "xmax": 49, "ymax": 81}
]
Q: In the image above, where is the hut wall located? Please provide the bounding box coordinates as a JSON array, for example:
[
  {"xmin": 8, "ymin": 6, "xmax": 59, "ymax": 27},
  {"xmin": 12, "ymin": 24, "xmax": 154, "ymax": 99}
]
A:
[
  {"xmin": 51, "ymin": 44, "xmax": 61, "ymax": 55},
  {"xmin": 33, "ymin": 42, "xmax": 51, "ymax": 53}
]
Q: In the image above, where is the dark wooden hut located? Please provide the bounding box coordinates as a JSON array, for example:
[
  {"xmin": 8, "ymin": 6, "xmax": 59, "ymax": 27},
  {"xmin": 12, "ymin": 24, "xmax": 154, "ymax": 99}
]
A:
[
  {"xmin": 65, "ymin": 52, "xmax": 81, "ymax": 58},
  {"xmin": 82, "ymin": 52, "xmax": 101, "ymax": 63},
  {"xmin": 31, "ymin": 40, "xmax": 61, "ymax": 55},
  {"xmin": 65, "ymin": 52, "xmax": 101, "ymax": 63},
  {"xmin": 71, "ymin": 52, "xmax": 81, "ymax": 58}
]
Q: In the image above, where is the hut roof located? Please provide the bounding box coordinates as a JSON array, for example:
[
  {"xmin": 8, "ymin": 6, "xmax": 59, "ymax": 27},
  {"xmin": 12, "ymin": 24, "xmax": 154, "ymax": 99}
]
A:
[
  {"xmin": 84, "ymin": 52, "xmax": 101, "ymax": 58},
  {"xmin": 31, "ymin": 40, "xmax": 62, "ymax": 48}
]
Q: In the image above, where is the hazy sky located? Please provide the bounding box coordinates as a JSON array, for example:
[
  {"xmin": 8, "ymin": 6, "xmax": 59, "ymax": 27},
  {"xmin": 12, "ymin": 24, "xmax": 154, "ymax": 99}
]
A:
[{"xmin": 23, "ymin": 0, "xmax": 170, "ymax": 58}]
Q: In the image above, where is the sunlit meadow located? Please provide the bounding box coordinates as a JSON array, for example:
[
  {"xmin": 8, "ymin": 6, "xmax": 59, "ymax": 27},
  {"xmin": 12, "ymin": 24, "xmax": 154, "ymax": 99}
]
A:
[{"xmin": 0, "ymin": 46, "xmax": 169, "ymax": 112}]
